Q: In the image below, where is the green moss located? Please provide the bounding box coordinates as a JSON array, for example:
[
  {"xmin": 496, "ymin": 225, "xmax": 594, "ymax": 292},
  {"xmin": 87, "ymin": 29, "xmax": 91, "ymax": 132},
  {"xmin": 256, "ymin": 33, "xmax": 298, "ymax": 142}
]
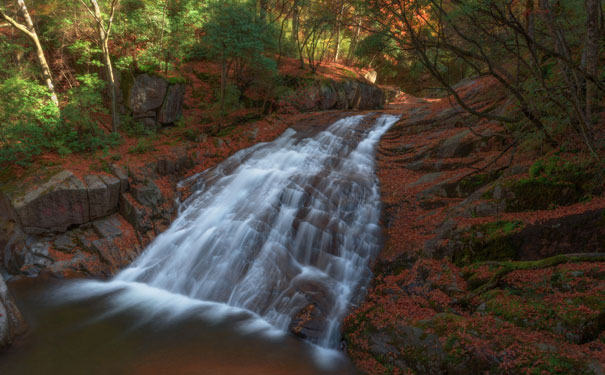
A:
[
  {"xmin": 457, "ymin": 171, "xmax": 501, "ymax": 197},
  {"xmin": 453, "ymin": 221, "xmax": 524, "ymax": 266},
  {"xmin": 506, "ymin": 177, "xmax": 581, "ymax": 211}
]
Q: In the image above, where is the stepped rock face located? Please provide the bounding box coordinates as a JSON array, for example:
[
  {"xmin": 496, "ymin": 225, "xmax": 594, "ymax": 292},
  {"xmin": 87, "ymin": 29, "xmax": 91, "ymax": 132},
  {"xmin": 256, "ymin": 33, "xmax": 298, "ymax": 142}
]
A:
[
  {"xmin": 2, "ymin": 170, "xmax": 127, "ymax": 234},
  {"xmin": 0, "ymin": 276, "xmax": 25, "ymax": 349},
  {"xmin": 282, "ymin": 78, "xmax": 386, "ymax": 112}
]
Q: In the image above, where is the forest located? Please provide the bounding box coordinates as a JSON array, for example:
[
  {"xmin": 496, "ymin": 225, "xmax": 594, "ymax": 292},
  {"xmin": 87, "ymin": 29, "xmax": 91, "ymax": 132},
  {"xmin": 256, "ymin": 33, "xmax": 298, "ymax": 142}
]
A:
[{"xmin": 0, "ymin": 1, "xmax": 603, "ymax": 375}]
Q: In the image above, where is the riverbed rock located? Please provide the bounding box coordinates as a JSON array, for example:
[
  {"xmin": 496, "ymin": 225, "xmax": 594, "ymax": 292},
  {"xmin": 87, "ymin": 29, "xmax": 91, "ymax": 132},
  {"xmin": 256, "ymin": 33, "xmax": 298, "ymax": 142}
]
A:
[{"xmin": 0, "ymin": 276, "xmax": 26, "ymax": 349}]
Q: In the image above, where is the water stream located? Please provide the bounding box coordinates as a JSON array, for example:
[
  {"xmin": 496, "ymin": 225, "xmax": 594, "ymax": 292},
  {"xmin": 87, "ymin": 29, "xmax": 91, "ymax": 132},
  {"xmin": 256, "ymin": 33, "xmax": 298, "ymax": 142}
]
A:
[{"xmin": 0, "ymin": 114, "xmax": 399, "ymax": 374}]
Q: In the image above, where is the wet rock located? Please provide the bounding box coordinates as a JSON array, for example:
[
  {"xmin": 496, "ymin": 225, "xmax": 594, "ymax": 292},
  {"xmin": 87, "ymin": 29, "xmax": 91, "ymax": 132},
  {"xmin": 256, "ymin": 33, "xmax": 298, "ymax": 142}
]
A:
[
  {"xmin": 289, "ymin": 303, "xmax": 327, "ymax": 343},
  {"xmin": 0, "ymin": 276, "xmax": 26, "ymax": 349}
]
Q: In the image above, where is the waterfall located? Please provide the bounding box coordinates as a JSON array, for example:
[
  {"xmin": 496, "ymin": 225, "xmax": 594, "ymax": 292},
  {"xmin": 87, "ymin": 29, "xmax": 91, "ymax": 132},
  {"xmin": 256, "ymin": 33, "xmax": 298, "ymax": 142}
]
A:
[{"xmin": 65, "ymin": 114, "xmax": 399, "ymax": 349}]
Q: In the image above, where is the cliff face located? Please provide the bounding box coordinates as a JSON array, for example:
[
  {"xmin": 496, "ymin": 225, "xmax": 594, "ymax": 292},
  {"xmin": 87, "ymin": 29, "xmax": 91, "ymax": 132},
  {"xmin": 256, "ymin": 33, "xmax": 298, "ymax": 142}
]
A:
[{"xmin": 344, "ymin": 77, "xmax": 605, "ymax": 375}]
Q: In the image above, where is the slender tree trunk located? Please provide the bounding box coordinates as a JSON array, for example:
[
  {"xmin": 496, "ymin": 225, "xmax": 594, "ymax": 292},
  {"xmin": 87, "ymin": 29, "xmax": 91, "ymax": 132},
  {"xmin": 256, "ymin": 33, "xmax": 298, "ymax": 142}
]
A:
[
  {"xmin": 584, "ymin": 0, "xmax": 601, "ymax": 129},
  {"xmin": 259, "ymin": 0, "xmax": 268, "ymax": 22},
  {"xmin": 346, "ymin": 17, "xmax": 361, "ymax": 65},
  {"xmin": 292, "ymin": 0, "xmax": 299, "ymax": 45},
  {"xmin": 333, "ymin": 4, "xmax": 345, "ymax": 62},
  {"xmin": 89, "ymin": 0, "xmax": 120, "ymax": 132},
  {"xmin": 0, "ymin": 1, "xmax": 59, "ymax": 107}
]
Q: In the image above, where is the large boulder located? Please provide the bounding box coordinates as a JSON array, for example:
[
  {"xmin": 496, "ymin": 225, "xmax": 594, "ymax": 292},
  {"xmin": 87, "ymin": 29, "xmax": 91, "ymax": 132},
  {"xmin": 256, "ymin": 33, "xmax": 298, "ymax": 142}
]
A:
[
  {"xmin": 9, "ymin": 170, "xmax": 90, "ymax": 233},
  {"xmin": 158, "ymin": 83, "xmax": 186, "ymax": 125},
  {"xmin": 121, "ymin": 73, "xmax": 186, "ymax": 129},
  {"xmin": 129, "ymin": 74, "xmax": 168, "ymax": 115},
  {"xmin": 0, "ymin": 277, "xmax": 26, "ymax": 349}
]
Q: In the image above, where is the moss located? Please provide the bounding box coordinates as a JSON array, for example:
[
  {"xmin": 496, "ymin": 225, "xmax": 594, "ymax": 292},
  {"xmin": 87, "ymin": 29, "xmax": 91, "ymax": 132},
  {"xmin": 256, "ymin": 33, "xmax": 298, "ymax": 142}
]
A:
[
  {"xmin": 457, "ymin": 171, "xmax": 501, "ymax": 197},
  {"xmin": 453, "ymin": 221, "xmax": 524, "ymax": 266},
  {"xmin": 506, "ymin": 177, "xmax": 582, "ymax": 211}
]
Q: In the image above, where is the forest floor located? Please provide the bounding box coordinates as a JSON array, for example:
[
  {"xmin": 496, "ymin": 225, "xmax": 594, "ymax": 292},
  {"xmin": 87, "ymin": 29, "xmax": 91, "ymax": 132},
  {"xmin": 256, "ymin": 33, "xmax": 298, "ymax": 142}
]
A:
[{"xmin": 344, "ymin": 76, "xmax": 605, "ymax": 375}]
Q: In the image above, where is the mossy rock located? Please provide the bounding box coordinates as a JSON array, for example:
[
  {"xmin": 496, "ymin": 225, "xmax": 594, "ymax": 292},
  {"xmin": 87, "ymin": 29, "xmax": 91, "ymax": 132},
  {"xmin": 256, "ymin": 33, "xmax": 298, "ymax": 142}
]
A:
[
  {"xmin": 506, "ymin": 177, "xmax": 583, "ymax": 211},
  {"xmin": 452, "ymin": 221, "xmax": 524, "ymax": 266}
]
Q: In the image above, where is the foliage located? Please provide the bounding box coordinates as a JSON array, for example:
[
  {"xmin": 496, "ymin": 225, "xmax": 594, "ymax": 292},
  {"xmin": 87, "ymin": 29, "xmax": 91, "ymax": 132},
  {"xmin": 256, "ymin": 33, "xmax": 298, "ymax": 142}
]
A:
[
  {"xmin": 198, "ymin": 0, "xmax": 277, "ymax": 91},
  {"xmin": 0, "ymin": 74, "xmax": 119, "ymax": 165}
]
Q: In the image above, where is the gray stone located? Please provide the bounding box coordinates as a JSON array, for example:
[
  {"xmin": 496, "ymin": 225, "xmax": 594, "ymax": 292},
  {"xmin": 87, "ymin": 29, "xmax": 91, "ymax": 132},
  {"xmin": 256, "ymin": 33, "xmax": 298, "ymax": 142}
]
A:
[
  {"xmin": 158, "ymin": 84, "xmax": 186, "ymax": 124},
  {"xmin": 436, "ymin": 130, "xmax": 475, "ymax": 158},
  {"xmin": 128, "ymin": 74, "xmax": 169, "ymax": 114},
  {"xmin": 92, "ymin": 215, "xmax": 123, "ymax": 240},
  {"xmin": 85, "ymin": 175, "xmax": 109, "ymax": 220},
  {"xmin": 99, "ymin": 174, "xmax": 121, "ymax": 211},
  {"xmin": 110, "ymin": 165, "xmax": 129, "ymax": 193},
  {"xmin": 0, "ymin": 276, "xmax": 26, "ymax": 349},
  {"xmin": 54, "ymin": 233, "xmax": 77, "ymax": 253},
  {"xmin": 409, "ymin": 172, "xmax": 444, "ymax": 187},
  {"xmin": 11, "ymin": 170, "xmax": 89, "ymax": 233}
]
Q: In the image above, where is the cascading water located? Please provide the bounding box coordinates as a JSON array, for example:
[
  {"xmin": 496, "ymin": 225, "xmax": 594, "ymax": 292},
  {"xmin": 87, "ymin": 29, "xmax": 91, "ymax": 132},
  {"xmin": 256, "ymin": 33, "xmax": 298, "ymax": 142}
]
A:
[
  {"xmin": 114, "ymin": 114, "xmax": 399, "ymax": 347},
  {"xmin": 0, "ymin": 114, "xmax": 399, "ymax": 375}
]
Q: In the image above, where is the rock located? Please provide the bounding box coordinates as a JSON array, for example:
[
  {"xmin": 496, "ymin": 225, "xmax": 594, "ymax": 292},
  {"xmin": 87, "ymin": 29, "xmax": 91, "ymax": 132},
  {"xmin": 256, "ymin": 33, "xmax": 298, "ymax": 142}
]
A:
[
  {"xmin": 158, "ymin": 83, "xmax": 186, "ymax": 124},
  {"xmin": 128, "ymin": 74, "xmax": 169, "ymax": 115},
  {"xmin": 85, "ymin": 175, "xmax": 109, "ymax": 220},
  {"xmin": 289, "ymin": 303, "xmax": 327, "ymax": 343},
  {"xmin": 92, "ymin": 215, "xmax": 123, "ymax": 240},
  {"xmin": 318, "ymin": 83, "xmax": 338, "ymax": 110},
  {"xmin": 99, "ymin": 174, "xmax": 121, "ymax": 211},
  {"xmin": 409, "ymin": 172, "xmax": 445, "ymax": 187},
  {"xmin": 0, "ymin": 276, "xmax": 26, "ymax": 349},
  {"xmin": 364, "ymin": 70, "xmax": 377, "ymax": 83},
  {"xmin": 9, "ymin": 170, "xmax": 89, "ymax": 233},
  {"xmin": 131, "ymin": 181, "xmax": 163, "ymax": 208},
  {"xmin": 119, "ymin": 193, "xmax": 151, "ymax": 234},
  {"xmin": 366, "ymin": 324, "xmax": 446, "ymax": 375},
  {"xmin": 54, "ymin": 233, "xmax": 77, "ymax": 253},
  {"xmin": 110, "ymin": 165, "xmax": 129, "ymax": 193},
  {"xmin": 436, "ymin": 130, "xmax": 475, "ymax": 158}
]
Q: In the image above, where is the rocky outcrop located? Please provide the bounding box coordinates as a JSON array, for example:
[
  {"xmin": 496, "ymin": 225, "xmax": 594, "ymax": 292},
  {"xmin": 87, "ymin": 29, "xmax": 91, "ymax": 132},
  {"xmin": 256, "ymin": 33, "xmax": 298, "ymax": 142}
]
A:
[
  {"xmin": 0, "ymin": 146, "xmax": 192, "ymax": 278},
  {"xmin": 1, "ymin": 170, "xmax": 127, "ymax": 235},
  {"xmin": 120, "ymin": 73, "xmax": 186, "ymax": 130},
  {"xmin": 279, "ymin": 77, "xmax": 386, "ymax": 113},
  {"xmin": 0, "ymin": 276, "xmax": 25, "ymax": 349}
]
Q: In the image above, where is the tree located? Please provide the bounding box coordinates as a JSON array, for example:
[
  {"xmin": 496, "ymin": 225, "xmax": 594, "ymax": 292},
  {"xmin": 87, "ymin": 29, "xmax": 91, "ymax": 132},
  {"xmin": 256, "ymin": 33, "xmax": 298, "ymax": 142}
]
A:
[
  {"xmin": 0, "ymin": 0, "xmax": 59, "ymax": 107},
  {"xmin": 200, "ymin": 0, "xmax": 276, "ymax": 131},
  {"xmin": 78, "ymin": 0, "xmax": 120, "ymax": 132}
]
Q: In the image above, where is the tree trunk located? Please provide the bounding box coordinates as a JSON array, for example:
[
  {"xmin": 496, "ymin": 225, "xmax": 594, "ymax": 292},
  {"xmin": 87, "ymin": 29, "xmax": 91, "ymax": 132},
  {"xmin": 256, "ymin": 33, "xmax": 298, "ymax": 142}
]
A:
[
  {"xmin": 346, "ymin": 17, "xmax": 361, "ymax": 66},
  {"xmin": 0, "ymin": 1, "xmax": 59, "ymax": 107},
  {"xmin": 292, "ymin": 0, "xmax": 299, "ymax": 45},
  {"xmin": 333, "ymin": 4, "xmax": 345, "ymax": 62},
  {"xmin": 259, "ymin": 0, "xmax": 268, "ymax": 22},
  {"xmin": 584, "ymin": 0, "xmax": 601, "ymax": 129},
  {"xmin": 90, "ymin": 0, "xmax": 120, "ymax": 132}
]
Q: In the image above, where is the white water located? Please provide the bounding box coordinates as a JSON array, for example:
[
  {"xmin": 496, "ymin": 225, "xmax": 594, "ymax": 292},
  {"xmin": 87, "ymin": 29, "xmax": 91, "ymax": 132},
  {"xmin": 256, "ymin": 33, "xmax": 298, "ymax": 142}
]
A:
[{"xmin": 62, "ymin": 114, "xmax": 399, "ymax": 349}]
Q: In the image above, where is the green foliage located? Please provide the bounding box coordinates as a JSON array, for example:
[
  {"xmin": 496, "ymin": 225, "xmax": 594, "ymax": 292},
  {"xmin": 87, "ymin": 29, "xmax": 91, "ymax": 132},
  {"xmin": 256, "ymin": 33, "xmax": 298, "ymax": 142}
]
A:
[
  {"xmin": 128, "ymin": 138, "xmax": 156, "ymax": 154},
  {"xmin": 199, "ymin": 0, "xmax": 277, "ymax": 88},
  {"xmin": 0, "ymin": 74, "xmax": 120, "ymax": 166}
]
